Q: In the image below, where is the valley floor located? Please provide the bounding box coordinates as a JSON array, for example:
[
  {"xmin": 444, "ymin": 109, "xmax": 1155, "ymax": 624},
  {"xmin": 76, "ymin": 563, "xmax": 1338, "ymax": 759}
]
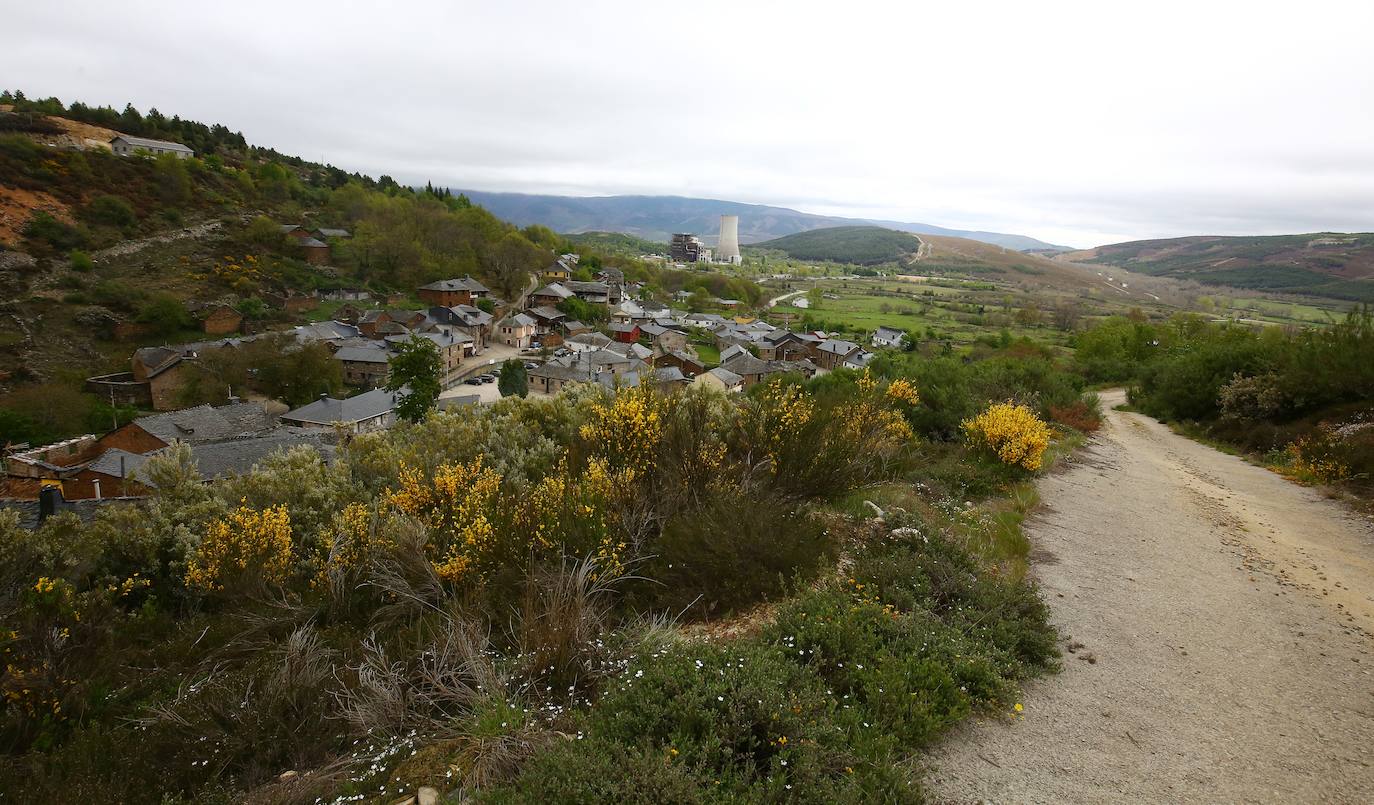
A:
[{"xmin": 926, "ymin": 390, "xmax": 1374, "ymax": 803}]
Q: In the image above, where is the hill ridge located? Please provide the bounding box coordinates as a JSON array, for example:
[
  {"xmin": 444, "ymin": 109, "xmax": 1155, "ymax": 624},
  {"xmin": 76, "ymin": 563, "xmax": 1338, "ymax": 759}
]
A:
[{"xmin": 447, "ymin": 189, "xmax": 1070, "ymax": 252}]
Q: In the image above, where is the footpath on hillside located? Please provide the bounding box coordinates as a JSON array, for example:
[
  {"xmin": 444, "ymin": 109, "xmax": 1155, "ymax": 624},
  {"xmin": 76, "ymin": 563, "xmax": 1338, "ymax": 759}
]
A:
[{"xmin": 927, "ymin": 389, "xmax": 1374, "ymax": 803}]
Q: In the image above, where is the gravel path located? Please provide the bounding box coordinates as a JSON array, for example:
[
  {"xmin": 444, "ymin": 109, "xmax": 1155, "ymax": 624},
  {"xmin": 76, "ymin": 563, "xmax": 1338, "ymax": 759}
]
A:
[{"xmin": 926, "ymin": 389, "xmax": 1374, "ymax": 803}]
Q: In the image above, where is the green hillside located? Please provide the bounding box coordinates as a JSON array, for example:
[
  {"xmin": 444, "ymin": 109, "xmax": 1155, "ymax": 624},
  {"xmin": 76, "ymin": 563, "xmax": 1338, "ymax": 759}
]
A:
[
  {"xmin": 753, "ymin": 225, "xmax": 922, "ymax": 265},
  {"xmin": 562, "ymin": 230, "xmax": 665, "ymax": 257},
  {"xmin": 1065, "ymin": 233, "xmax": 1374, "ymax": 302}
]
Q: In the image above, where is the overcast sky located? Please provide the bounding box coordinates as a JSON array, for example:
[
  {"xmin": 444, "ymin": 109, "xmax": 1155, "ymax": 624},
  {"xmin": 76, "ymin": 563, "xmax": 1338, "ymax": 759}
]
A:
[{"xmin": 5, "ymin": 0, "xmax": 1373, "ymax": 247}]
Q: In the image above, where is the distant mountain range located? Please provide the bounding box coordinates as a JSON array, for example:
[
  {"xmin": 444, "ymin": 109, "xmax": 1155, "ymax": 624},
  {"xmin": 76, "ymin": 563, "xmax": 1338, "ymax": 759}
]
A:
[
  {"xmin": 449, "ymin": 190, "xmax": 1070, "ymax": 252},
  {"xmin": 1063, "ymin": 233, "xmax": 1374, "ymax": 303}
]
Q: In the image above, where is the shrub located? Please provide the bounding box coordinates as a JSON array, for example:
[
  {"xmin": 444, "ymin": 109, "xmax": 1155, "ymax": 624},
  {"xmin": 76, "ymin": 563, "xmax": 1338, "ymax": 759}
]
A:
[
  {"xmin": 1048, "ymin": 394, "xmax": 1102, "ymax": 433},
  {"xmin": 639, "ymin": 491, "xmax": 836, "ymax": 617},
  {"xmin": 80, "ymin": 194, "xmax": 137, "ymax": 232},
  {"xmin": 23, "ymin": 212, "xmax": 88, "ymax": 252},
  {"xmin": 135, "ymin": 293, "xmax": 192, "ymax": 336},
  {"xmin": 68, "ymin": 249, "xmax": 94, "ymax": 273},
  {"xmin": 184, "ymin": 504, "xmax": 293, "ymax": 591},
  {"xmin": 962, "ymin": 402, "xmax": 1052, "ymax": 471}
]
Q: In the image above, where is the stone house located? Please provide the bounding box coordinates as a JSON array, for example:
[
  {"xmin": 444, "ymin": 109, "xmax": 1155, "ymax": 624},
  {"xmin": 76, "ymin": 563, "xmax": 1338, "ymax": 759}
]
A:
[
  {"xmin": 816, "ymin": 339, "xmax": 863, "ymax": 370},
  {"xmin": 417, "ymin": 277, "xmax": 490, "ymax": 307},
  {"xmin": 496, "ymin": 313, "xmax": 538, "ymax": 348},
  {"xmin": 201, "ymin": 304, "xmax": 243, "ymax": 336}
]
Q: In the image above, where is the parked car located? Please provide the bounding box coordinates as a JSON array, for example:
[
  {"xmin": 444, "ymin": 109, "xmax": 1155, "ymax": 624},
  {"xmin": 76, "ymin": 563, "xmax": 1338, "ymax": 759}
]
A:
[{"xmin": 464, "ymin": 376, "xmax": 482, "ymax": 385}]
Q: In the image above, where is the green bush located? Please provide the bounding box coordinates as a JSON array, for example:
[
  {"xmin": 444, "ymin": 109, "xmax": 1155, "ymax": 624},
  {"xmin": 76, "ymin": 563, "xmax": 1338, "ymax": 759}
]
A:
[
  {"xmin": 68, "ymin": 249, "xmax": 94, "ymax": 273},
  {"xmin": 638, "ymin": 492, "xmax": 836, "ymax": 617},
  {"xmin": 136, "ymin": 293, "xmax": 193, "ymax": 336},
  {"xmin": 80, "ymin": 195, "xmax": 138, "ymax": 232},
  {"xmin": 23, "ymin": 212, "xmax": 88, "ymax": 252}
]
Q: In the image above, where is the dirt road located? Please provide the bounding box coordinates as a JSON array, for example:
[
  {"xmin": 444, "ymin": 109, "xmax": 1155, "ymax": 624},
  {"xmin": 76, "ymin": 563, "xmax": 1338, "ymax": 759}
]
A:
[{"xmin": 927, "ymin": 389, "xmax": 1374, "ymax": 803}]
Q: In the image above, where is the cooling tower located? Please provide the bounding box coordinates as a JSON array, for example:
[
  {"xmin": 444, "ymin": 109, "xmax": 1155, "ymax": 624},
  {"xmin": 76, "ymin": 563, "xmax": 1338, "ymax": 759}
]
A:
[{"xmin": 716, "ymin": 215, "xmax": 741, "ymax": 263}]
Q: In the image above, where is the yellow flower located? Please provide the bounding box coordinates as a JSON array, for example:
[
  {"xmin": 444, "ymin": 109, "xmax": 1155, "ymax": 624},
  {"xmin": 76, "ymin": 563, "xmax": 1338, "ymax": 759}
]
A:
[{"xmin": 962, "ymin": 402, "xmax": 1051, "ymax": 471}]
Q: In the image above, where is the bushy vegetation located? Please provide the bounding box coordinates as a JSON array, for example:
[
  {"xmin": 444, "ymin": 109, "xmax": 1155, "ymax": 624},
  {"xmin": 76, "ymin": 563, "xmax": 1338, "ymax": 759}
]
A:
[
  {"xmin": 754, "ymin": 226, "xmax": 921, "ymax": 266},
  {"xmin": 0, "ymin": 361, "xmax": 1092, "ymax": 801},
  {"xmin": 1077, "ymin": 309, "xmax": 1374, "ymax": 493}
]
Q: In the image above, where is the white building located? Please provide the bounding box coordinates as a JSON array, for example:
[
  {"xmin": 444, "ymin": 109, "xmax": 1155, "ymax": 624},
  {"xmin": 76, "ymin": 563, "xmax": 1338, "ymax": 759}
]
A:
[{"xmin": 109, "ymin": 135, "xmax": 194, "ymax": 159}]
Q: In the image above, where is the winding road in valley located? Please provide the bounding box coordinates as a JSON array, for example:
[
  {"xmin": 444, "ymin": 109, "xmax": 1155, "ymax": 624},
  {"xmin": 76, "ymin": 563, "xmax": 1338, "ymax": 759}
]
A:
[{"xmin": 928, "ymin": 389, "xmax": 1374, "ymax": 803}]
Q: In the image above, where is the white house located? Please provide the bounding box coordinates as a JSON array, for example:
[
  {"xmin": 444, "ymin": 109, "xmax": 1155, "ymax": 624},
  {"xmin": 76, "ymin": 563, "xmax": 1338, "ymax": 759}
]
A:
[
  {"xmin": 109, "ymin": 135, "xmax": 193, "ymax": 159},
  {"xmin": 872, "ymin": 326, "xmax": 907, "ymax": 349}
]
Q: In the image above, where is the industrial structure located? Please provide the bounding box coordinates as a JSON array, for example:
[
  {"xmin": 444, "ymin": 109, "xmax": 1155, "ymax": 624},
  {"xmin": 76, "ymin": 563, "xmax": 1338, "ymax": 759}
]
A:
[
  {"xmin": 716, "ymin": 215, "xmax": 741, "ymax": 264},
  {"xmin": 670, "ymin": 233, "xmax": 706, "ymax": 263}
]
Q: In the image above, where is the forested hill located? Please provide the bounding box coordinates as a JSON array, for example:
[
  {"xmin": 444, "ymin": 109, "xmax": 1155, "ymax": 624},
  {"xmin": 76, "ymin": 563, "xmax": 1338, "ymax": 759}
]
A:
[
  {"xmin": 1063, "ymin": 233, "xmax": 1374, "ymax": 302},
  {"xmin": 753, "ymin": 226, "xmax": 922, "ymax": 265},
  {"xmin": 451, "ymin": 189, "xmax": 1069, "ymax": 252}
]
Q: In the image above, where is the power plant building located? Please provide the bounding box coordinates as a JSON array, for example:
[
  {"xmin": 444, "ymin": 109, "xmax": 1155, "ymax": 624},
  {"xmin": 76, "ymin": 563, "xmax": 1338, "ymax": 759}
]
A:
[
  {"xmin": 716, "ymin": 215, "xmax": 742, "ymax": 264},
  {"xmin": 670, "ymin": 233, "xmax": 705, "ymax": 263}
]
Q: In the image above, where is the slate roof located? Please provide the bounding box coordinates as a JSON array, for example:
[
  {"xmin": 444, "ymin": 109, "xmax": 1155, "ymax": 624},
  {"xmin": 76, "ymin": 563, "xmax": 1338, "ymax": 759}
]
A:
[
  {"xmin": 605, "ymin": 342, "xmax": 652, "ymax": 361},
  {"xmin": 437, "ymin": 395, "xmax": 481, "ymax": 411},
  {"xmin": 596, "ymin": 370, "xmax": 640, "ymax": 390},
  {"xmin": 299, "ymin": 237, "xmax": 328, "ymax": 248},
  {"xmin": 608, "ymin": 322, "xmax": 639, "ymax": 334},
  {"xmin": 662, "ymin": 348, "xmax": 703, "ymax": 367},
  {"xmin": 532, "ymin": 283, "xmax": 574, "ymax": 299},
  {"xmin": 874, "ymin": 326, "xmax": 905, "ymax": 340},
  {"xmin": 653, "ymin": 366, "xmax": 687, "ymax": 384},
  {"xmin": 87, "ymin": 448, "xmax": 156, "ymax": 482},
  {"xmin": 281, "ymin": 388, "xmax": 398, "ymax": 426},
  {"xmin": 132, "ymin": 346, "xmax": 183, "ymax": 378},
  {"xmin": 133, "ymin": 403, "xmax": 276, "ymax": 445},
  {"xmin": 294, "ymin": 321, "xmax": 361, "ymax": 342},
  {"xmin": 419, "ymin": 276, "xmax": 489, "ymax": 293},
  {"xmin": 569, "ymin": 332, "xmax": 613, "ymax": 348},
  {"xmin": 721, "ymin": 352, "xmax": 770, "ymax": 376},
  {"xmin": 314, "ymin": 228, "xmax": 351, "ymax": 238},
  {"xmin": 499, "ymin": 313, "xmax": 537, "ymax": 327},
  {"xmin": 528, "ymin": 305, "xmax": 566, "ymax": 321},
  {"xmin": 702, "ymin": 367, "xmax": 743, "ymax": 387},
  {"xmin": 334, "ymin": 346, "xmax": 391, "ymax": 364},
  {"xmin": 190, "ymin": 430, "xmax": 335, "ymax": 479},
  {"xmin": 719, "ymin": 344, "xmax": 752, "ymax": 364},
  {"xmin": 819, "ymin": 338, "xmax": 862, "ymax": 356}
]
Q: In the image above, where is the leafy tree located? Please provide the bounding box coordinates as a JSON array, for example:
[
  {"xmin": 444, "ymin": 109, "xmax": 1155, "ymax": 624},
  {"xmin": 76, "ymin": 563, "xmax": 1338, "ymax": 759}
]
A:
[
  {"xmin": 386, "ymin": 336, "xmax": 442, "ymax": 422},
  {"xmin": 475, "ymin": 297, "xmax": 496, "ymax": 314},
  {"xmin": 255, "ymin": 340, "xmax": 342, "ymax": 407},
  {"xmin": 498, "ymin": 359, "xmax": 528, "ymax": 398},
  {"xmin": 557, "ymin": 295, "xmax": 608, "ymax": 324},
  {"xmin": 522, "ymin": 224, "xmax": 561, "ymax": 251},
  {"xmin": 235, "ymin": 297, "xmax": 268, "ymax": 319},
  {"xmin": 137, "ymin": 293, "xmax": 193, "ymax": 336},
  {"xmin": 69, "ymin": 250, "xmax": 94, "ymax": 273},
  {"xmin": 483, "ymin": 232, "xmax": 547, "ymax": 301},
  {"xmin": 244, "ymin": 215, "xmax": 286, "ymax": 249},
  {"xmin": 806, "ymin": 287, "xmax": 823, "ymax": 310}
]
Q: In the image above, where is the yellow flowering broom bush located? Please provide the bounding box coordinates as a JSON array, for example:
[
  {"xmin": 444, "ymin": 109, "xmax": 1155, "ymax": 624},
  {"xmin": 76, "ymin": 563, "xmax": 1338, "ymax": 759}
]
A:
[
  {"xmin": 962, "ymin": 402, "xmax": 1053, "ymax": 471},
  {"xmin": 185, "ymin": 503, "xmax": 294, "ymax": 590}
]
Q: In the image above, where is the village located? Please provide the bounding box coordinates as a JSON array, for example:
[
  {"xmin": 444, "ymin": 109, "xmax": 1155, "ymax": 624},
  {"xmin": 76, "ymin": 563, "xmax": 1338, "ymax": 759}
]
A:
[{"xmin": 3, "ymin": 236, "xmax": 905, "ymax": 524}]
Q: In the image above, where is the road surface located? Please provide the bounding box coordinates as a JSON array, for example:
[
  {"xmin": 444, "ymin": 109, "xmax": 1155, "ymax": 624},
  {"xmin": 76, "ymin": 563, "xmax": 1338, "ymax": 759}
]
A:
[
  {"xmin": 767, "ymin": 288, "xmax": 806, "ymax": 308},
  {"xmin": 927, "ymin": 389, "xmax": 1374, "ymax": 803}
]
